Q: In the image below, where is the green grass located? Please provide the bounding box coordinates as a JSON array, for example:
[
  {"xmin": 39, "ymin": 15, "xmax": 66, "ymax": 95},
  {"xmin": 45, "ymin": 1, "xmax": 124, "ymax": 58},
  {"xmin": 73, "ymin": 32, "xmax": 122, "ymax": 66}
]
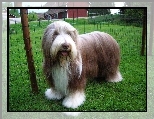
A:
[{"xmin": 9, "ymin": 20, "xmax": 146, "ymax": 111}]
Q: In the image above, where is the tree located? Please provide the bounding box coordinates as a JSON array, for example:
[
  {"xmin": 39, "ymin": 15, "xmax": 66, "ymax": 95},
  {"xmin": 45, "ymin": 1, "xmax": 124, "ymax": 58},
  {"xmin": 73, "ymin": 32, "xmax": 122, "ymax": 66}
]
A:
[
  {"xmin": 118, "ymin": 8, "xmax": 144, "ymax": 26},
  {"xmin": 88, "ymin": 9, "xmax": 111, "ymax": 16},
  {"xmin": 118, "ymin": 9, "xmax": 126, "ymax": 14},
  {"xmin": 119, "ymin": 9, "xmax": 144, "ymax": 19},
  {"xmin": 125, "ymin": 9, "xmax": 144, "ymax": 19},
  {"xmin": 28, "ymin": 11, "xmax": 38, "ymax": 21}
]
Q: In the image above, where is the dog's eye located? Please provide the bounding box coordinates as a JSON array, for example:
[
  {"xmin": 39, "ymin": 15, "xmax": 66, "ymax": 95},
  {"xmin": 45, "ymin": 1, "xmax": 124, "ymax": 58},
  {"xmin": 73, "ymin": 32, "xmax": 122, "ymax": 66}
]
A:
[
  {"xmin": 67, "ymin": 32, "xmax": 71, "ymax": 36},
  {"xmin": 53, "ymin": 31, "xmax": 59, "ymax": 36}
]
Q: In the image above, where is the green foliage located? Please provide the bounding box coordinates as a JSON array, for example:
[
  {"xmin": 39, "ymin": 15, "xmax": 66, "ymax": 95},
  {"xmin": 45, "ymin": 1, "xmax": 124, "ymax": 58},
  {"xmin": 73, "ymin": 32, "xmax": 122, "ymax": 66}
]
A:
[
  {"xmin": 88, "ymin": 14, "xmax": 115, "ymax": 24},
  {"xmin": 88, "ymin": 9, "xmax": 111, "ymax": 16},
  {"xmin": 88, "ymin": 13, "xmax": 143, "ymax": 27},
  {"xmin": 118, "ymin": 9, "xmax": 144, "ymax": 27},
  {"xmin": 9, "ymin": 9, "xmax": 20, "ymax": 17},
  {"xmin": 28, "ymin": 12, "xmax": 38, "ymax": 22},
  {"xmin": 125, "ymin": 9, "xmax": 144, "ymax": 19},
  {"xmin": 65, "ymin": 18, "xmax": 88, "ymax": 25},
  {"xmin": 119, "ymin": 9, "xmax": 144, "ymax": 19},
  {"xmin": 9, "ymin": 20, "xmax": 146, "ymax": 111}
]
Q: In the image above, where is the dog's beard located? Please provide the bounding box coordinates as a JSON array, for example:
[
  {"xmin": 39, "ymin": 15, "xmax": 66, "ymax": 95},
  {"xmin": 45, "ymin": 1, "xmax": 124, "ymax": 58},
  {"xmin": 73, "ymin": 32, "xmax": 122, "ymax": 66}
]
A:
[
  {"xmin": 50, "ymin": 34, "xmax": 78, "ymax": 67},
  {"xmin": 52, "ymin": 61, "xmax": 70, "ymax": 95},
  {"xmin": 58, "ymin": 55, "xmax": 71, "ymax": 67}
]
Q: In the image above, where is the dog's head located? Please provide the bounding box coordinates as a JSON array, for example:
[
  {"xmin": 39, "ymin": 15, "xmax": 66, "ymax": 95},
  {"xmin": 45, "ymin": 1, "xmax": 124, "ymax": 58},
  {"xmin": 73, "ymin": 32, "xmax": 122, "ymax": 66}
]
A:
[{"xmin": 42, "ymin": 21, "xmax": 79, "ymax": 66}]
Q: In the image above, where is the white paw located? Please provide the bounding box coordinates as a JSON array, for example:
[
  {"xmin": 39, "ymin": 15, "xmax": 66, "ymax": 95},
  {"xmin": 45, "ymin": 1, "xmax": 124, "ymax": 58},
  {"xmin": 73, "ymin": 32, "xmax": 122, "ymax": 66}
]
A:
[
  {"xmin": 62, "ymin": 91, "xmax": 85, "ymax": 109},
  {"xmin": 45, "ymin": 88, "xmax": 63, "ymax": 100},
  {"xmin": 107, "ymin": 71, "xmax": 123, "ymax": 82}
]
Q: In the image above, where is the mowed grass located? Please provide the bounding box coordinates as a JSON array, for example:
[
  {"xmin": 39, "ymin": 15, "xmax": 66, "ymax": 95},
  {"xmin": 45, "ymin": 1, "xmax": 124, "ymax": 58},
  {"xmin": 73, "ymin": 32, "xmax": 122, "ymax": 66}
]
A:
[{"xmin": 9, "ymin": 20, "xmax": 146, "ymax": 111}]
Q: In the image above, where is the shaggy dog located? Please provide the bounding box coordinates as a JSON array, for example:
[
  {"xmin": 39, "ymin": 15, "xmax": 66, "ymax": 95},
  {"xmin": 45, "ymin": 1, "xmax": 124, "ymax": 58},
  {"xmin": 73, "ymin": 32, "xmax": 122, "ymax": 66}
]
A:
[{"xmin": 42, "ymin": 21, "xmax": 122, "ymax": 109}]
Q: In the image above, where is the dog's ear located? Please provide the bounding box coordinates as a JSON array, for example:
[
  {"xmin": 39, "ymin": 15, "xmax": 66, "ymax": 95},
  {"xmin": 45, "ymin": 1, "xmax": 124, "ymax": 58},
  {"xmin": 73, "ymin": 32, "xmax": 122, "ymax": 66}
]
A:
[
  {"xmin": 73, "ymin": 29, "xmax": 78, "ymax": 36},
  {"xmin": 72, "ymin": 29, "xmax": 79, "ymax": 42},
  {"xmin": 42, "ymin": 31, "xmax": 54, "ymax": 68},
  {"xmin": 42, "ymin": 46, "xmax": 53, "ymax": 78}
]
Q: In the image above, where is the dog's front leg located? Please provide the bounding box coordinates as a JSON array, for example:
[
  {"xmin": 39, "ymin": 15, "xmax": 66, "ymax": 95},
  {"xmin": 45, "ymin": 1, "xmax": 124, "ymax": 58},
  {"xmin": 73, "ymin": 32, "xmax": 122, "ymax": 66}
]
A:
[{"xmin": 45, "ymin": 88, "xmax": 64, "ymax": 100}]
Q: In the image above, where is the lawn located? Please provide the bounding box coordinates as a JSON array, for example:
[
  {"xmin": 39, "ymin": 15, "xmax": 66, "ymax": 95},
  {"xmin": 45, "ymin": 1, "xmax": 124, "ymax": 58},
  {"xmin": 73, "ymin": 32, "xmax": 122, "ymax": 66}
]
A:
[{"xmin": 9, "ymin": 20, "xmax": 146, "ymax": 111}]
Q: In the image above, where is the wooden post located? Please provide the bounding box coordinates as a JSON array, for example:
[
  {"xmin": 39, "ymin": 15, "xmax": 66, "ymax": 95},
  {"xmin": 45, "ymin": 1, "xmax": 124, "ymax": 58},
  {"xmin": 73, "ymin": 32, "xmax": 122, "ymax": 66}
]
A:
[
  {"xmin": 149, "ymin": 3, "xmax": 154, "ymax": 55},
  {"xmin": 141, "ymin": 9, "xmax": 146, "ymax": 56},
  {"xmin": 20, "ymin": 9, "xmax": 39, "ymax": 94}
]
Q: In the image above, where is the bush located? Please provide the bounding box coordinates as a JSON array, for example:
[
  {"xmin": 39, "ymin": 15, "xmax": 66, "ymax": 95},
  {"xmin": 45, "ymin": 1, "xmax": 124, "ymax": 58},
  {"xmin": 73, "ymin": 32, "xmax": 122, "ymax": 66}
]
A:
[
  {"xmin": 88, "ymin": 14, "xmax": 115, "ymax": 24},
  {"xmin": 9, "ymin": 9, "xmax": 20, "ymax": 17},
  {"xmin": 28, "ymin": 12, "xmax": 38, "ymax": 22},
  {"xmin": 65, "ymin": 18, "xmax": 88, "ymax": 25},
  {"xmin": 88, "ymin": 14, "xmax": 142, "ymax": 27}
]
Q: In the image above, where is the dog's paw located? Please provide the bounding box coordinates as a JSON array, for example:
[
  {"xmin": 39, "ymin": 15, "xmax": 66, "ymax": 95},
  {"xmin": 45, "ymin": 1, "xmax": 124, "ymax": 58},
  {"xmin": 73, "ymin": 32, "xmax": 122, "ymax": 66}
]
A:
[
  {"xmin": 62, "ymin": 91, "xmax": 85, "ymax": 109},
  {"xmin": 107, "ymin": 71, "xmax": 123, "ymax": 82},
  {"xmin": 45, "ymin": 88, "xmax": 63, "ymax": 100}
]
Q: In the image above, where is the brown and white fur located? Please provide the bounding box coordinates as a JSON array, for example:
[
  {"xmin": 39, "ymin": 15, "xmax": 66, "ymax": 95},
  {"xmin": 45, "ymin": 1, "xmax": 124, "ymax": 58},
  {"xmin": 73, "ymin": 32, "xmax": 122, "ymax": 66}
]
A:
[{"xmin": 42, "ymin": 21, "xmax": 122, "ymax": 109}]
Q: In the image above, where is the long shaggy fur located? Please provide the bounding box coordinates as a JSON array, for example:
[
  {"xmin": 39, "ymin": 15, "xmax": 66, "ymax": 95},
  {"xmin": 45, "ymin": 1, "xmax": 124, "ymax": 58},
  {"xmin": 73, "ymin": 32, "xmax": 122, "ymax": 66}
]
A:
[{"xmin": 42, "ymin": 21, "xmax": 122, "ymax": 109}]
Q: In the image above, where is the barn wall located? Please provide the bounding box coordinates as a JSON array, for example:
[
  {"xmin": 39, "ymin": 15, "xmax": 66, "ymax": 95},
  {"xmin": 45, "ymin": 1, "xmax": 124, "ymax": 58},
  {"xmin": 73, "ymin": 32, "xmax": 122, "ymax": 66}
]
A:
[{"xmin": 67, "ymin": 9, "xmax": 87, "ymax": 18}]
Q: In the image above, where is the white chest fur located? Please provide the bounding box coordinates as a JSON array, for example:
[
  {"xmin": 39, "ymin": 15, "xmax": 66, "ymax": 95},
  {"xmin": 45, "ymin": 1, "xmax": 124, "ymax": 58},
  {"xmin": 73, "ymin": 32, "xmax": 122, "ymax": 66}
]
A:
[{"xmin": 52, "ymin": 62, "xmax": 70, "ymax": 95}]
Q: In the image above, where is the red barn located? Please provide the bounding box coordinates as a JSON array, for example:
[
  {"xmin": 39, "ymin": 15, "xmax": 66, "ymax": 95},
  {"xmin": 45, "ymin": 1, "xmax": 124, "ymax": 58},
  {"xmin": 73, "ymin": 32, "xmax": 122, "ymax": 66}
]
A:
[
  {"xmin": 67, "ymin": 9, "xmax": 87, "ymax": 18},
  {"xmin": 66, "ymin": 2, "xmax": 90, "ymax": 18}
]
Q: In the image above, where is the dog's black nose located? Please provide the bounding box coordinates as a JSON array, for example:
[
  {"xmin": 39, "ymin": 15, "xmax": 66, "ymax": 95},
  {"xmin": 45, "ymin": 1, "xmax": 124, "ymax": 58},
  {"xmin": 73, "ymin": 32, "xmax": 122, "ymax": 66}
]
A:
[{"xmin": 62, "ymin": 43, "xmax": 70, "ymax": 49}]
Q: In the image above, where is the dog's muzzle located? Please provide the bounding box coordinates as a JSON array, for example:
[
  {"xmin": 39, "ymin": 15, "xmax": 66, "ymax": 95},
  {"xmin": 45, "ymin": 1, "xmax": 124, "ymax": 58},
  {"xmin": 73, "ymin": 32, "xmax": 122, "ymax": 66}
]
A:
[{"xmin": 58, "ymin": 43, "xmax": 71, "ymax": 56}]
